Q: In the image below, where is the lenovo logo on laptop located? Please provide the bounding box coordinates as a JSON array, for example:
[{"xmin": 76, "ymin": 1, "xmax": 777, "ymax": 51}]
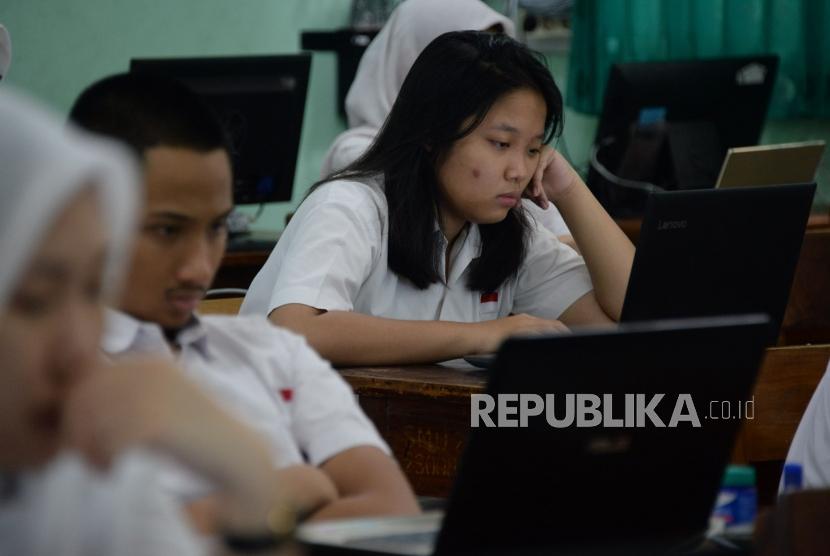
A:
[{"xmin": 657, "ymin": 219, "xmax": 688, "ymax": 231}]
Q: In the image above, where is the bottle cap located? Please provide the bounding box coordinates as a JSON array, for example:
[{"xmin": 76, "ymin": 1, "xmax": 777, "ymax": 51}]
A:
[{"xmin": 722, "ymin": 465, "xmax": 756, "ymax": 487}]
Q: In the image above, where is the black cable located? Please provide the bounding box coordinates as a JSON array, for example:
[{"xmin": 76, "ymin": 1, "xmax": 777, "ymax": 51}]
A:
[{"xmin": 589, "ymin": 136, "xmax": 663, "ymax": 194}]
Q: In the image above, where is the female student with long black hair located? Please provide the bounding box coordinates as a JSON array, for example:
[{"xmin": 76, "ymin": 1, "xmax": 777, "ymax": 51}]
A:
[{"xmin": 241, "ymin": 31, "xmax": 634, "ymax": 366}]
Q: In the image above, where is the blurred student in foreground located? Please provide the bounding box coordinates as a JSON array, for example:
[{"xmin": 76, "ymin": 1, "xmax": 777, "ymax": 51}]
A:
[{"xmin": 0, "ymin": 87, "xmax": 296, "ymax": 555}]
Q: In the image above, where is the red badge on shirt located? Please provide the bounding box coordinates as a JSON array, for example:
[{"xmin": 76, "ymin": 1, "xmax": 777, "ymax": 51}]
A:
[
  {"xmin": 480, "ymin": 291, "xmax": 499, "ymax": 303},
  {"xmin": 279, "ymin": 388, "xmax": 293, "ymax": 402}
]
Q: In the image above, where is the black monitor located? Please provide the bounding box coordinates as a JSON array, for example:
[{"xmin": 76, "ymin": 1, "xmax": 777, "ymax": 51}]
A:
[
  {"xmin": 587, "ymin": 55, "xmax": 779, "ymax": 217},
  {"xmin": 130, "ymin": 54, "xmax": 311, "ymax": 206}
]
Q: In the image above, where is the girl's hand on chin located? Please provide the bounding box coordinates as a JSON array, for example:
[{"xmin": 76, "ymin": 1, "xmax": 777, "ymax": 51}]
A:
[{"xmin": 524, "ymin": 146, "xmax": 580, "ymax": 209}]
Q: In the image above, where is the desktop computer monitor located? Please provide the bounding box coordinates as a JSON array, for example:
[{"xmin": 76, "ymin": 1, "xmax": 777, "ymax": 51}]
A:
[
  {"xmin": 131, "ymin": 54, "xmax": 311, "ymax": 206},
  {"xmin": 587, "ymin": 55, "xmax": 779, "ymax": 217}
]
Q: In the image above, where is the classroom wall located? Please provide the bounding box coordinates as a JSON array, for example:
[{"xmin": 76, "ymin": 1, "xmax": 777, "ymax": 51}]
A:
[
  {"xmin": 1, "ymin": 0, "xmax": 352, "ymax": 231},
  {"xmin": 3, "ymin": 0, "xmax": 828, "ymax": 233}
]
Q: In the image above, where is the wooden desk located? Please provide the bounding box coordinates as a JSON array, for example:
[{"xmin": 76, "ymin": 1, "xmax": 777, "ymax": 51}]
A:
[
  {"xmin": 213, "ymin": 250, "xmax": 270, "ymax": 290},
  {"xmin": 339, "ymin": 366, "xmax": 484, "ymax": 498},
  {"xmin": 198, "ymin": 296, "xmax": 244, "ymax": 315},
  {"xmin": 340, "ymin": 344, "xmax": 830, "ymax": 501},
  {"xmin": 780, "ymin": 227, "xmax": 830, "ymax": 345}
]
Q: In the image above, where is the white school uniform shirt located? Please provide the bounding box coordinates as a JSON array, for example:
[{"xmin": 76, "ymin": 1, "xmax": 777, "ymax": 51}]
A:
[
  {"xmin": 240, "ymin": 178, "xmax": 592, "ymax": 325},
  {"xmin": 0, "ymin": 452, "xmax": 201, "ymax": 556},
  {"xmin": 780, "ymin": 358, "xmax": 830, "ymax": 491},
  {"xmin": 101, "ymin": 310, "xmax": 389, "ymax": 498}
]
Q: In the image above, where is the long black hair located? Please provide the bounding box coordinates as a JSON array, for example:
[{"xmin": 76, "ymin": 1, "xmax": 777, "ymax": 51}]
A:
[{"xmin": 320, "ymin": 30, "xmax": 564, "ymax": 292}]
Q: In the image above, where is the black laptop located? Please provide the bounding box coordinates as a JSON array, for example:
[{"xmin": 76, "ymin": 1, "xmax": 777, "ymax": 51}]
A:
[
  {"xmin": 620, "ymin": 183, "xmax": 815, "ymax": 345},
  {"xmin": 300, "ymin": 315, "xmax": 770, "ymax": 555}
]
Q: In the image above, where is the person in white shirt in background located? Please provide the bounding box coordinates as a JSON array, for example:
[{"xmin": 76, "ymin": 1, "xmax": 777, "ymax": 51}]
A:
[
  {"xmin": 0, "ymin": 87, "xmax": 296, "ymax": 556},
  {"xmin": 781, "ymin": 358, "xmax": 830, "ymax": 490},
  {"xmin": 321, "ymin": 0, "xmax": 574, "ymax": 243},
  {"xmin": 0, "ymin": 24, "xmax": 10, "ymax": 81},
  {"xmin": 69, "ymin": 72, "xmax": 420, "ymax": 525},
  {"xmin": 241, "ymin": 32, "xmax": 634, "ymax": 367}
]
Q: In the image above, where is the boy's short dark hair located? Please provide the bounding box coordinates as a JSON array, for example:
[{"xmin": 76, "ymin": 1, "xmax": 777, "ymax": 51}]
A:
[{"xmin": 69, "ymin": 71, "xmax": 228, "ymax": 157}]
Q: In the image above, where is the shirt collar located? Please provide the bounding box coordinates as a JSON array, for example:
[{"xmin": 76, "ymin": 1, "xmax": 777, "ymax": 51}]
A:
[
  {"xmin": 449, "ymin": 223, "xmax": 482, "ymax": 285},
  {"xmin": 101, "ymin": 309, "xmax": 210, "ymax": 357},
  {"xmin": 432, "ymin": 220, "xmax": 483, "ymax": 285}
]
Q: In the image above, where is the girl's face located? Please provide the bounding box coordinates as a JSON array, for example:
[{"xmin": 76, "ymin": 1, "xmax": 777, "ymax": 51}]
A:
[
  {"xmin": 0, "ymin": 188, "xmax": 107, "ymax": 470},
  {"xmin": 435, "ymin": 87, "xmax": 547, "ymax": 238}
]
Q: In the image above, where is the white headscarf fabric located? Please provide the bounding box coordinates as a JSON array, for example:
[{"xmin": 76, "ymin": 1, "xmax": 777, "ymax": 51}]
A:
[
  {"xmin": 0, "ymin": 25, "xmax": 10, "ymax": 79},
  {"xmin": 0, "ymin": 90, "xmax": 203, "ymax": 556},
  {"xmin": 320, "ymin": 0, "xmax": 515, "ymax": 177},
  {"xmin": 0, "ymin": 87, "xmax": 139, "ymax": 309}
]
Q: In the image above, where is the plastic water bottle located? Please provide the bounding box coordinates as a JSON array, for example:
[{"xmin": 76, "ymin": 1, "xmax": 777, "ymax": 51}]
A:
[
  {"xmin": 711, "ymin": 465, "xmax": 757, "ymax": 535},
  {"xmin": 781, "ymin": 462, "xmax": 803, "ymax": 493}
]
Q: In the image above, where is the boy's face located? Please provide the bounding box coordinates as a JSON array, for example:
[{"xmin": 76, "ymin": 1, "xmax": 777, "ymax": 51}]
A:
[{"xmin": 118, "ymin": 146, "xmax": 233, "ymax": 329}]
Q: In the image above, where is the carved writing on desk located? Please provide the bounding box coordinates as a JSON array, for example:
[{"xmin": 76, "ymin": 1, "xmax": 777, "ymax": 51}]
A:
[
  {"xmin": 400, "ymin": 425, "xmax": 466, "ymax": 479},
  {"xmin": 338, "ymin": 364, "xmax": 481, "ymax": 497},
  {"xmin": 384, "ymin": 396, "xmax": 472, "ymax": 497}
]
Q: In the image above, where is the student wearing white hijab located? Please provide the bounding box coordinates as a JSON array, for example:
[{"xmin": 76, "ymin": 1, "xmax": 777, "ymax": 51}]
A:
[
  {"xmin": 0, "ymin": 88, "xmax": 295, "ymax": 555},
  {"xmin": 321, "ymin": 0, "xmax": 571, "ymax": 240},
  {"xmin": 0, "ymin": 24, "xmax": 10, "ymax": 81}
]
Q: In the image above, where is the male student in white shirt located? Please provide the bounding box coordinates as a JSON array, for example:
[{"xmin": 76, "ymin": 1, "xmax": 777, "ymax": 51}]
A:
[{"xmin": 68, "ymin": 72, "xmax": 420, "ymax": 523}]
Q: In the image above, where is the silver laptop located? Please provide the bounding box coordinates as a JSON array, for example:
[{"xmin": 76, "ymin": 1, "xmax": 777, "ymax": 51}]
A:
[{"xmin": 715, "ymin": 140, "xmax": 825, "ymax": 188}]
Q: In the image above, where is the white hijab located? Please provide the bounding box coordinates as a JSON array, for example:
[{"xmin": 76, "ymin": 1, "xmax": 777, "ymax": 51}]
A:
[
  {"xmin": 0, "ymin": 89, "xmax": 203, "ymax": 556},
  {"xmin": 0, "ymin": 25, "xmax": 10, "ymax": 79},
  {"xmin": 0, "ymin": 87, "xmax": 138, "ymax": 309},
  {"xmin": 320, "ymin": 0, "xmax": 515, "ymax": 177}
]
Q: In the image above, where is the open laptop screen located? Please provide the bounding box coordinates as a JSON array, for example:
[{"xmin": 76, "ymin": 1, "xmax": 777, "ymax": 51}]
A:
[
  {"xmin": 716, "ymin": 140, "xmax": 825, "ymax": 188},
  {"xmin": 436, "ymin": 315, "xmax": 769, "ymax": 555},
  {"xmin": 620, "ymin": 183, "xmax": 815, "ymax": 345}
]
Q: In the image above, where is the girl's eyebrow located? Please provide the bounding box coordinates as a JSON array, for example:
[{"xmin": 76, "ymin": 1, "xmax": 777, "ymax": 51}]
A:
[{"xmin": 487, "ymin": 123, "xmax": 545, "ymax": 140}]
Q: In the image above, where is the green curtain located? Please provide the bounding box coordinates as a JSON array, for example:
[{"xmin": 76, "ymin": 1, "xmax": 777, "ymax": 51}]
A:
[{"xmin": 567, "ymin": 0, "xmax": 830, "ymax": 118}]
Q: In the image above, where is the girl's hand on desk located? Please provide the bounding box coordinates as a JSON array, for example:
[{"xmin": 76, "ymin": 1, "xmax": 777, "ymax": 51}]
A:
[
  {"xmin": 476, "ymin": 314, "xmax": 569, "ymax": 353},
  {"xmin": 524, "ymin": 146, "xmax": 580, "ymax": 210}
]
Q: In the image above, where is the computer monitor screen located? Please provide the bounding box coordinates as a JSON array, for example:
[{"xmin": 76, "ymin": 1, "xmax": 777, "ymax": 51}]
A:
[
  {"xmin": 131, "ymin": 54, "xmax": 311, "ymax": 205},
  {"xmin": 587, "ymin": 55, "xmax": 779, "ymax": 216}
]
